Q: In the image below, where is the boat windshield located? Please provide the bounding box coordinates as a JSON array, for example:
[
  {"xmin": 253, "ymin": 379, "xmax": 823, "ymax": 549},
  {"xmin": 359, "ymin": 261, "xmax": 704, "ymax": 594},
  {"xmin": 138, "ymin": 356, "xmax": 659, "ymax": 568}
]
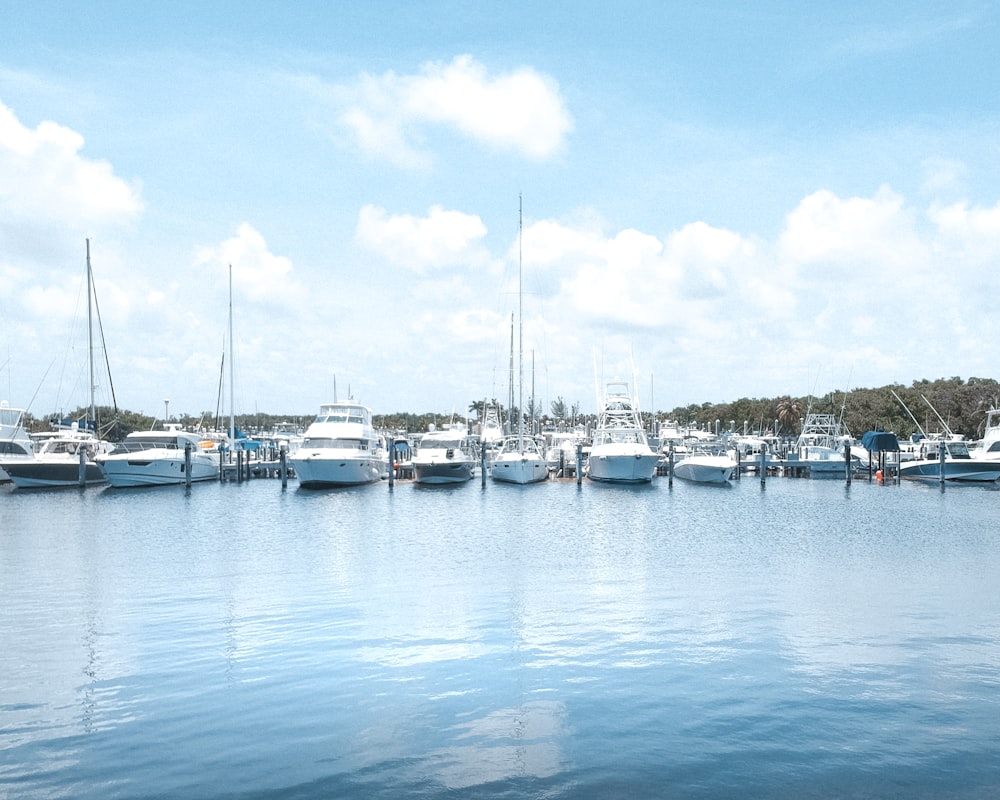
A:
[
  {"xmin": 303, "ymin": 437, "xmax": 368, "ymax": 450},
  {"xmin": 315, "ymin": 410, "xmax": 368, "ymax": 424}
]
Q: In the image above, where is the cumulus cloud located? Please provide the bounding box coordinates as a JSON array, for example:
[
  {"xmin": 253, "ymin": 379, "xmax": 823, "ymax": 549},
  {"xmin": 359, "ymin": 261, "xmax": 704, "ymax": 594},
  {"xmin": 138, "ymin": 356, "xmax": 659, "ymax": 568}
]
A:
[
  {"xmin": 928, "ymin": 200, "xmax": 1000, "ymax": 263},
  {"xmin": 356, "ymin": 204, "xmax": 489, "ymax": 271},
  {"xmin": 0, "ymin": 100, "xmax": 142, "ymax": 245},
  {"xmin": 777, "ymin": 186, "xmax": 927, "ymax": 274},
  {"xmin": 334, "ymin": 55, "xmax": 573, "ymax": 166},
  {"xmin": 194, "ymin": 223, "xmax": 304, "ymax": 305}
]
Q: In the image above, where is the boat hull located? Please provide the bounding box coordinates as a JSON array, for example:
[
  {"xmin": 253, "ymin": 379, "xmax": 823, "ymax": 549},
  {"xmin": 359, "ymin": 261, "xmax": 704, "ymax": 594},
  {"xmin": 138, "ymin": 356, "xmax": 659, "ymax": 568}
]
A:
[
  {"xmin": 898, "ymin": 460, "xmax": 1000, "ymax": 483},
  {"xmin": 4, "ymin": 459, "xmax": 106, "ymax": 488},
  {"xmin": 490, "ymin": 455, "xmax": 549, "ymax": 484},
  {"xmin": 291, "ymin": 453, "xmax": 388, "ymax": 487},
  {"xmin": 587, "ymin": 449, "xmax": 659, "ymax": 483},
  {"xmin": 673, "ymin": 456, "xmax": 735, "ymax": 484},
  {"xmin": 413, "ymin": 458, "xmax": 474, "ymax": 485},
  {"xmin": 98, "ymin": 452, "xmax": 220, "ymax": 487}
]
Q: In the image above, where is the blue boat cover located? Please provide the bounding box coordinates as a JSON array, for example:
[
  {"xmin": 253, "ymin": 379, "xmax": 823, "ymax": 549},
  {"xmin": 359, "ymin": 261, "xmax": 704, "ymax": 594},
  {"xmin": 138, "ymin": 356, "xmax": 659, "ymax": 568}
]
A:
[{"xmin": 860, "ymin": 430, "xmax": 900, "ymax": 452}]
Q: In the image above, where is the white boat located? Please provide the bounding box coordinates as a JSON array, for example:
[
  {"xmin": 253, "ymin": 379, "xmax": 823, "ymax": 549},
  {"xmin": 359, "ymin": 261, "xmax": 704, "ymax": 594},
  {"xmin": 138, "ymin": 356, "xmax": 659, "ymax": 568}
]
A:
[
  {"xmin": 893, "ymin": 392, "xmax": 1000, "ymax": 483},
  {"xmin": 412, "ymin": 423, "xmax": 477, "ymax": 485},
  {"xmin": 586, "ymin": 381, "xmax": 659, "ymax": 484},
  {"xmin": 290, "ymin": 401, "xmax": 389, "ymax": 487},
  {"xmin": 491, "ymin": 433, "xmax": 550, "ymax": 484},
  {"xmin": 785, "ymin": 413, "xmax": 859, "ymax": 476},
  {"xmin": 97, "ymin": 425, "xmax": 221, "ymax": 487},
  {"xmin": 491, "ymin": 197, "xmax": 548, "ymax": 486},
  {"xmin": 898, "ymin": 436, "xmax": 1000, "ymax": 483},
  {"xmin": 672, "ymin": 448, "xmax": 737, "ymax": 484},
  {"xmin": 3, "ymin": 424, "xmax": 113, "ymax": 488},
  {"xmin": 4, "ymin": 241, "xmax": 117, "ymax": 488},
  {"xmin": 0, "ymin": 402, "xmax": 36, "ymax": 481}
]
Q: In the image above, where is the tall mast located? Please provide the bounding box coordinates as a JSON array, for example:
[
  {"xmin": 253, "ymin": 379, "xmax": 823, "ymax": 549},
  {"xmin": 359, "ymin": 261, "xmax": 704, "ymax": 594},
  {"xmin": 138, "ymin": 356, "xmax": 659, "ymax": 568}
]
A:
[
  {"xmin": 518, "ymin": 194, "xmax": 524, "ymax": 451},
  {"xmin": 228, "ymin": 264, "xmax": 235, "ymax": 449},
  {"xmin": 86, "ymin": 239, "xmax": 96, "ymax": 429}
]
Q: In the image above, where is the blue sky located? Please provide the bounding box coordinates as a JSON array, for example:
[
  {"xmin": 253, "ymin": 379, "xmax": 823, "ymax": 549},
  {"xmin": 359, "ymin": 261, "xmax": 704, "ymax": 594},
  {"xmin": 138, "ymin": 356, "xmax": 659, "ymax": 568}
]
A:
[{"xmin": 3, "ymin": 2, "xmax": 1000, "ymax": 422}]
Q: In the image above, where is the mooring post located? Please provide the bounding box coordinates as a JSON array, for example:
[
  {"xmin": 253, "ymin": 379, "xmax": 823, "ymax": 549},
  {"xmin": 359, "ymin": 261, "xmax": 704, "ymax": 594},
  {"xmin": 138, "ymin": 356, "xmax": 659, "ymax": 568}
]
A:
[
  {"xmin": 576, "ymin": 443, "xmax": 583, "ymax": 486},
  {"xmin": 78, "ymin": 447, "xmax": 87, "ymax": 487},
  {"xmin": 667, "ymin": 446, "xmax": 674, "ymax": 487},
  {"xmin": 184, "ymin": 441, "xmax": 192, "ymax": 489},
  {"xmin": 845, "ymin": 442, "xmax": 852, "ymax": 485},
  {"xmin": 939, "ymin": 441, "xmax": 946, "ymax": 489},
  {"xmin": 279, "ymin": 444, "xmax": 288, "ymax": 489},
  {"xmin": 387, "ymin": 437, "xmax": 395, "ymax": 488},
  {"xmin": 759, "ymin": 444, "xmax": 766, "ymax": 488},
  {"xmin": 481, "ymin": 444, "xmax": 487, "ymax": 487}
]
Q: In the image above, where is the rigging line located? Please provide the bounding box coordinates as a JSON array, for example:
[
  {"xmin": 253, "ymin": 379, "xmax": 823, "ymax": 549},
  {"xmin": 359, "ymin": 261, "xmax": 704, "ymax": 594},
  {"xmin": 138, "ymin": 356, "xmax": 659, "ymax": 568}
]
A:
[{"xmin": 89, "ymin": 257, "xmax": 120, "ymax": 420}]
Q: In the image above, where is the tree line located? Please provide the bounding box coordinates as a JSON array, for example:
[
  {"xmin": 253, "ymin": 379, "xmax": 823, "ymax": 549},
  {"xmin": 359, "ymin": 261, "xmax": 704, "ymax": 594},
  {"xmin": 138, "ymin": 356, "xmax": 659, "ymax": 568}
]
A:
[{"xmin": 22, "ymin": 376, "xmax": 1000, "ymax": 442}]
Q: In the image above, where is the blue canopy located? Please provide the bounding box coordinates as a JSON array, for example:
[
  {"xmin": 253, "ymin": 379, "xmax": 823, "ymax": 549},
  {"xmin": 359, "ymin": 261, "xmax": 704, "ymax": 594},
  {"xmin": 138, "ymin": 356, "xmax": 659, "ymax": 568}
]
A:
[{"xmin": 860, "ymin": 431, "xmax": 900, "ymax": 452}]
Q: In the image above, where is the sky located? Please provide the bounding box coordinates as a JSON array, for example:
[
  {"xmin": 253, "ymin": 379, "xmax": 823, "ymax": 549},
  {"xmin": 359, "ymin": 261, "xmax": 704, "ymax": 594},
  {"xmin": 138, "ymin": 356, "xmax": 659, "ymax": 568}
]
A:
[{"xmin": 2, "ymin": 1, "xmax": 1000, "ymax": 422}]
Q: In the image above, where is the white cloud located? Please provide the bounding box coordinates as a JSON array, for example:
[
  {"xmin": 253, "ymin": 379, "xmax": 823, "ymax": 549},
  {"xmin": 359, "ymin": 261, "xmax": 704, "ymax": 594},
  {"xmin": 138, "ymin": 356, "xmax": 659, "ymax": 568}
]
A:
[
  {"xmin": 777, "ymin": 186, "xmax": 927, "ymax": 273},
  {"xmin": 334, "ymin": 55, "xmax": 572, "ymax": 166},
  {"xmin": 0, "ymin": 100, "xmax": 142, "ymax": 243},
  {"xmin": 928, "ymin": 200, "xmax": 1000, "ymax": 263},
  {"xmin": 194, "ymin": 223, "xmax": 304, "ymax": 306},
  {"xmin": 355, "ymin": 204, "xmax": 488, "ymax": 271}
]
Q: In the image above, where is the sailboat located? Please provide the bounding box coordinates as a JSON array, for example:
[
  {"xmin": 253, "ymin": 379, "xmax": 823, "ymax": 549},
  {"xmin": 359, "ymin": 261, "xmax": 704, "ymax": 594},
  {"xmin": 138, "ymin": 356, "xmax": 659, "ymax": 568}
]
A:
[
  {"xmin": 2, "ymin": 240, "xmax": 115, "ymax": 488},
  {"xmin": 491, "ymin": 196, "xmax": 548, "ymax": 485}
]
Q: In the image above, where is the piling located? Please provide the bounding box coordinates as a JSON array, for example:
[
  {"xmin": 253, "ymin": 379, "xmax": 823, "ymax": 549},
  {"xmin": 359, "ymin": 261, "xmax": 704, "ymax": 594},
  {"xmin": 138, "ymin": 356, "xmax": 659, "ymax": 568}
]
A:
[
  {"xmin": 576, "ymin": 444, "xmax": 583, "ymax": 486},
  {"xmin": 759, "ymin": 444, "xmax": 766, "ymax": 488},
  {"xmin": 481, "ymin": 444, "xmax": 488, "ymax": 487},
  {"xmin": 78, "ymin": 448, "xmax": 87, "ymax": 487},
  {"xmin": 939, "ymin": 442, "xmax": 946, "ymax": 489},
  {"xmin": 667, "ymin": 446, "xmax": 674, "ymax": 487},
  {"xmin": 280, "ymin": 445, "xmax": 288, "ymax": 489},
  {"xmin": 184, "ymin": 442, "xmax": 192, "ymax": 489},
  {"xmin": 845, "ymin": 442, "xmax": 852, "ymax": 485},
  {"xmin": 387, "ymin": 437, "xmax": 395, "ymax": 488}
]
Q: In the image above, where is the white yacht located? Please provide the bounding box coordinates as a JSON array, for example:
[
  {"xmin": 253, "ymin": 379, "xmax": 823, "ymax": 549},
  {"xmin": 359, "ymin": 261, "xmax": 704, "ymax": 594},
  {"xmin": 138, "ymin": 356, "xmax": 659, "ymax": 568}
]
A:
[
  {"xmin": 672, "ymin": 447, "xmax": 737, "ymax": 484},
  {"xmin": 491, "ymin": 433, "xmax": 549, "ymax": 484},
  {"xmin": 290, "ymin": 401, "xmax": 389, "ymax": 487},
  {"xmin": 3, "ymin": 423, "xmax": 113, "ymax": 488},
  {"xmin": 0, "ymin": 402, "xmax": 36, "ymax": 482},
  {"xmin": 898, "ymin": 435, "xmax": 1000, "ymax": 483},
  {"xmin": 97, "ymin": 425, "xmax": 221, "ymax": 487},
  {"xmin": 412, "ymin": 423, "xmax": 477, "ymax": 485},
  {"xmin": 586, "ymin": 382, "xmax": 659, "ymax": 483}
]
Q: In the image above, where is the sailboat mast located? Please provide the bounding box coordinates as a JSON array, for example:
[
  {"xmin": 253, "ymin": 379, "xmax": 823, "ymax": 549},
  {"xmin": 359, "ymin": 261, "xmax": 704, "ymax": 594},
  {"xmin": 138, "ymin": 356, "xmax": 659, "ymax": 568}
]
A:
[
  {"xmin": 228, "ymin": 264, "xmax": 235, "ymax": 449},
  {"xmin": 86, "ymin": 239, "xmax": 96, "ymax": 429},
  {"xmin": 518, "ymin": 194, "xmax": 524, "ymax": 450}
]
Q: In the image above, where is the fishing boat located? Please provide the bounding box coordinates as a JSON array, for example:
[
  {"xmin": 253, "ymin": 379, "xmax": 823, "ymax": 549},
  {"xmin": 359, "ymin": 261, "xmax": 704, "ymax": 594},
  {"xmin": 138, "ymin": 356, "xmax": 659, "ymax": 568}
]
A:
[
  {"xmin": 672, "ymin": 447, "xmax": 737, "ymax": 484},
  {"xmin": 491, "ymin": 197, "xmax": 548, "ymax": 486},
  {"xmin": 586, "ymin": 381, "xmax": 659, "ymax": 483},
  {"xmin": 412, "ymin": 423, "xmax": 478, "ymax": 485},
  {"xmin": 892, "ymin": 391, "xmax": 1000, "ymax": 483},
  {"xmin": 290, "ymin": 400, "xmax": 389, "ymax": 487}
]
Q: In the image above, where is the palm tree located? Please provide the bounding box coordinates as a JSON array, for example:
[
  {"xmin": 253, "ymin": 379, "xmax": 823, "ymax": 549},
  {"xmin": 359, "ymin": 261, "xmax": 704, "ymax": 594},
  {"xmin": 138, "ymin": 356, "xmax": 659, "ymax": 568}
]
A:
[{"xmin": 776, "ymin": 397, "xmax": 803, "ymax": 435}]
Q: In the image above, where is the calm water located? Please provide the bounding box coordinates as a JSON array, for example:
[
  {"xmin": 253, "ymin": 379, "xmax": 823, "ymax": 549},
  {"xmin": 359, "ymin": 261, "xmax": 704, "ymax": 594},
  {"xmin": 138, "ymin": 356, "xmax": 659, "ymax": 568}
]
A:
[{"xmin": 2, "ymin": 474, "xmax": 999, "ymax": 799}]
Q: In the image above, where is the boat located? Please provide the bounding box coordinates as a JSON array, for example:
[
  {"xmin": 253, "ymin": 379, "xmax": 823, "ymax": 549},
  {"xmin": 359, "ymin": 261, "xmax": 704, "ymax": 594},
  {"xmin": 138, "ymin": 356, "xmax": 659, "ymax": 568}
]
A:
[
  {"xmin": 491, "ymin": 197, "xmax": 548, "ymax": 486},
  {"xmin": 0, "ymin": 402, "xmax": 35, "ymax": 481},
  {"xmin": 782, "ymin": 412, "xmax": 859, "ymax": 477},
  {"xmin": 96, "ymin": 425, "xmax": 221, "ymax": 487},
  {"xmin": 672, "ymin": 447, "xmax": 737, "ymax": 484},
  {"xmin": 3, "ymin": 241, "xmax": 117, "ymax": 488},
  {"xmin": 289, "ymin": 400, "xmax": 389, "ymax": 487},
  {"xmin": 412, "ymin": 423, "xmax": 478, "ymax": 485},
  {"xmin": 897, "ymin": 436, "xmax": 1000, "ymax": 483},
  {"xmin": 3, "ymin": 423, "xmax": 112, "ymax": 488},
  {"xmin": 586, "ymin": 381, "xmax": 659, "ymax": 483},
  {"xmin": 892, "ymin": 392, "xmax": 1000, "ymax": 483}
]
